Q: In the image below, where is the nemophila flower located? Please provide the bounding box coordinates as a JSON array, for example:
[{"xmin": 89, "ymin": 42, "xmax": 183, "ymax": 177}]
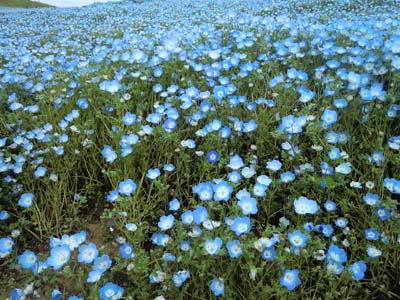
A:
[
  {"xmin": 207, "ymin": 150, "xmax": 219, "ymax": 163},
  {"xmin": 261, "ymin": 246, "xmax": 277, "ymax": 261},
  {"xmin": 163, "ymin": 163, "xmax": 175, "ymax": 172},
  {"xmin": 335, "ymin": 217, "xmax": 349, "ymax": 228},
  {"xmin": 181, "ymin": 210, "xmax": 194, "ymax": 225},
  {"xmin": 192, "ymin": 182, "xmax": 214, "ymax": 201},
  {"xmin": 87, "ymin": 270, "xmax": 102, "ymax": 283},
  {"xmin": 252, "ymin": 183, "xmax": 267, "ymax": 197},
  {"xmin": 169, "ymin": 198, "xmax": 180, "ymax": 211},
  {"xmin": 325, "ymin": 131, "xmax": 339, "ymax": 144},
  {"xmin": 280, "ymin": 171, "xmax": 296, "ymax": 183},
  {"xmin": 76, "ymin": 98, "xmax": 88, "ymax": 110},
  {"xmin": 204, "ymin": 237, "xmax": 223, "ymax": 255},
  {"xmin": 326, "ymin": 244, "xmax": 347, "ymax": 264},
  {"xmin": 78, "ymin": 243, "xmax": 98, "ymax": 264},
  {"xmin": 365, "ymin": 228, "xmax": 379, "ymax": 241},
  {"xmin": 328, "ymin": 148, "xmax": 341, "ymax": 160},
  {"xmin": 237, "ymin": 196, "xmax": 258, "ymax": 215},
  {"xmin": 227, "ymin": 171, "xmax": 241, "ymax": 184},
  {"xmin": 241, "ymin": 166, "xmax": 255, "ymax": 178},
  {"xmin": 333, "ymin": 98, "xmax": 348, "ymax": 109},
  {"xmin": 162, "ymin": 118, "xmax": 177, "ymax": 132},
  {"xmin": 122, "ymin": 112, "xmax": 136, "ymax": 126},
  {"xmin": 257, "ymin": 175, "xmax": 272, "ymax": 186},
  {"xmin": 367, "ymin": 246, "xmax": 382, "ymax": 258},
  {"xmin": 99, "ymin": 80, "xmax": 121, "ymax": 93},
  {"xmin": 230, "ymin": 216, "xmax": 251, "ymax": 236},
  {"xmin": 193, "ymin": 206, "xmax": 208, "ymax": 224},
  {"xmin": 47, "ymin": 245, "xmax": 71, "ymax": 270},
  {"xmin": 280, "ymin": 269, "xmax": 301, "ymax": 291},
  {"xmin": 172, "ymin": 270, "xmax": 191, "ymax": 287},
  {"xmin": 294, "ymin": 196, "xmax": 319, "ymax": 215},
  {"xmin": 0, "ymin": 210, "xmax": 9, "ymax": 221},
  {"xmin": 315, "ymin": 224, "xmax": 334, "ymax": 237},
  {"xmin": 321, "ymin": 109, "xmax": 338, "ymax": 126},
  {"xmin": 210, "ymin": 278, "xmax": 224, "ymax": 296},
  {"xmin": 18, "ymin": 250, "xmax": 37, "ymax": 270},
  {"xmin": 107, "ymin": 190, "xmax": 119, "ymax": 203},
  {"xmin": 120, "ymin": 243, "xmax": 135, "ymax": 259},
  {"xmin": 162, "ymin": 252, "xmax": 177, "ymax": 262},
  {"xmin": 335, "ymin": 162, "xmax": 352, "ymax": 175},
  {"xmin": 214, "ymin": 85, "xmax": 227, "ymax": 101},
  {"xmin": 179, "ymin": 240, "xmax": 191, "ymax": 252},
  {"xmin": 288, "ymin": 230, "xmax": 308, "ymax": 249},
  {"xmin": 266, "ymin": 159, "xmax": 282, "ymax": 172},
  {"xmin": 93, "ymin": 255, "xmax": 112, "ymax": 273},
  {"xmin": 151, "ymin": 233, "xmax": 171, "ymax": 247},
  {"xmin": 368, "ymin": 150, "xmax": 385, "ymax": 166},
  {"xmin": 118, "ymin": 179, "xmax": 137, "ymax": 196},
  {"xmin": 99, "ymin": 282, "xmax": 124, "ymax": 300},
  {"xmin": 350, "ymin": 261, "xmax": 367, "ymax": 280},
  {"xmin": 363, "ymin": 193, "xmax": 381, "ymax": 206},
  {"xmin": 226, "ymin": 240, "xmax": 243, "ymax": 258},
  {"xmin": 146, "ymin": 168, "xmax": 161, "ymax": 180},
  {"xmin": 213, "ymin": 180, "xmax": 233, "ymax": 201},
  {"xmin": 158, "ymin": 215, "xmax": 175, "ymax": 231},
  {"xmin": 384, "ymin": 178, "xmax": 400, "ymax": 194},
  {"xmin": 181, "ymin": 139, "xmax": 196, "ymax": 149},
  {"xmin": 375, "ymin": 206, "xmax": 391, "ymax": 221},
  {"xmin": 52, "ymin": 289, "xmax": 62, "ymax": 300},
  {"xmin": 18, "ymin": 193, "xmax": 34, "ymax": 208},
  {"xmin": 327, "ymin": 261, "xmax": 344, "ymax": 275},
  {"xmin": 10, "ymin": 289, "xmax": 23, "ymax": 300},
  {"xmin": 324, "ymin": 200, "xmax": 337, "ymax": 212},
  {"xmin": 34, "ymin": 166, "xmax": 47, "ymax": 178},
  {"xmin": 102, "ymin": 145, "xmax": 117, "ymax": 163},
  {"xmin": 227, "ymin": 154, "xmax": 244, "ymax": 170}
]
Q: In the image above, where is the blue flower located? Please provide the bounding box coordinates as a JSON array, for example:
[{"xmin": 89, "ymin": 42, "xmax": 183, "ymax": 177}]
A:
[
  {"xmin": 375, "ymin": 206, "xmax": 391, "ymax": 221},
  {"xmin": 118, "ymin": 179, "xmax": 137, "ymax": 196},
  {"xmin": 321, "ymin": 109, "xmax": 338, "ymax": 126},
  {"xmin": 78, "ymin": 243, "xmax": 98, "ymax": 264},
  {"xmin": 280, "ymin": 171, "xmax": 296, "ymax": 183},
  {"xmin": 99, "ymin": 282, "xmax": 124, "ymax": 300},
  {"xmin": 213, "ymin": 180, "xmax": 233, "ymax": 202},
  {"xmin": 210, "ymin": 278, "xmax": 224, "ymax": 296},
  {"xmin": 350, "ymin": 261, "xmax": 367, "ymax": 280},
  {"xmin": 266, "ymin": 159, "xmax": 282, "ymax": 172},
  {"xmin": 252, "ymin": 183, "xmax": 267, "ymax": 197},
  {"xmin": 326, "ymin": 244, "xmax": 347, "ymax": 264},
  {"xmin": 365, "ymin": 228, "xmax": 379, "ymax": 241},
  {"xmin": 52, "ymin": 290, "xmax": 62, "ymax": 300},
  {"xmin": 34, "ymin": 166, "xmax": 47, "ymax": 178},
  {"xmin": 230, "ymin": 216, "xmax": 251, "ymax": 236},
  {"xmin": 180, "ymin": 241, "xmax": 191, "ymax": 252},
  {"xmin": 204, "ymin": 237, "xmax": 223, "ymax": 255},
  {"xmin": 46, "ymin": 245, "xmax": 71, "ymax": 270},
  {"xmin": 0, "ymin": 237, "xmax": 14, "ymax": 258},
  {"xmin": 227, "ymin": 171, "xmax": 241, "ymax": 184},
  {"xmin": 237, "ymin": 196, "xmax": 258, "ymax": 215},
  {"xmin": 87, "ymin": 270, "xmax": 103, "ymax": 283},
  {"xmin": 227, "ymin": 154, "xmax": 244, "ymax": 170},
  {"xmin": 172, "ymin": 270, "xmax": 190, "ymax": 287},
  {"xmin": 18, "ymin": 250, "xmax": 37, "ymax": 270},
  {"xmin": 335, "ymin": 162, "xmax": 352, "ymax": 175},
  {"xmin": 335, "ymin": 217, "xmax": 348, "ymax": 228},
  {"xmin": 288, "ymin": 230, "xmax": 308, "ymax": 249},
  {"xmin": 293, "ymin": 196, "xmax": 319, "ymax": 215},
  {"xmin": 146, "ymin": 168, "xmax": 161, "ymax": 180},
  {"xmin": 158, "ymin": 215, "xmax": 175, "ymax": 231},
  {"xmin": 193, "ymin": 206, "xmax": 208, "ymax": 224},
  {"xmin": 150, "ymin": 233, "xmax": 170, "ymax": 247},
  {"xmin": 181, "ymin": 210, "xmax": 194, "ymax": 225},
  {"xmin": 328, "ymin": 148, "xmax": 341, "ymax": 160},
  {"xmin": 101, "ymin": 145, "xmax": 117, "ymax": 163},
  {"xmin": 18, "ymin": 193, "xmax": 34, "ymax": 208},
  {"xmin": 226, "ymin": 240, "xmax": 243, "ymax": 258},
  {"xmin": 280, "ymin": 269, "xmax": 301, "ymax": 291},
  {"xmin": 324, "ymin": 200, "xmax": 337, "ymax": 212},
  {"xmin": 163, "ymin": 118, "xmax": 177, "ymax": 132},
  {"xmin": 93, "ymin": 255, "xmax": 112, "ymax": 273},
  {"xmin": 207, "ymin": 150, "xmax": 219, "ymax": 163},
  {"xmin": 261, "ymin": 246, "xmax": 276, "ymax": 261},
  {"xmin": 122, "ymin": 112, "xmax": 137, "ymax": 126},
  {"xmin": 169, "ymin": 198, "xmax": 180, "ymax": 211},
  {"xmin": 119, "ymin": 243, "xmax": 135, "ymax": 259},
  {"xmin": 163, "ymin": 163, "xmax": 175, "ymax": 172}
]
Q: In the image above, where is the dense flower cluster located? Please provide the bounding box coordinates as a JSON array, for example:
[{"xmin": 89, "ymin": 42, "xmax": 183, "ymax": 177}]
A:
[{"xmin": 0, "ymin": 0, "xmax": 400, "ymax": 298}]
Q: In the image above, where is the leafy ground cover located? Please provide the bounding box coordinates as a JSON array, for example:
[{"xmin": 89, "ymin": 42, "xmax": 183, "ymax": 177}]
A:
[
  {"xmin": 0, "ymin": 0, "xmax": 52, "ymax": 8},
  {"xmin": 0, "ymin": 0, "xmax": 400, "ymax": 299}
]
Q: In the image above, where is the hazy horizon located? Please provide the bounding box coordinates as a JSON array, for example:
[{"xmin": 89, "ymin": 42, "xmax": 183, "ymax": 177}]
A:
[{"xmin": 33, "ymin": 0, "xmax": 122, "ymax": 7}]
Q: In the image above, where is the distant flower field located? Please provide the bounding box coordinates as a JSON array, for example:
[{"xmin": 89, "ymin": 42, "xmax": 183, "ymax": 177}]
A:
[{"xmin": 0, "ymin": 0, "xmax": 400, "ymax": 299}]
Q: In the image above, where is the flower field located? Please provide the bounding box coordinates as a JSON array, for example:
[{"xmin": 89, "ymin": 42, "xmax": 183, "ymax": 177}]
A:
[{"xmin": 1, "ymin": 0, "xmax": 400, "ymax": 299}]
